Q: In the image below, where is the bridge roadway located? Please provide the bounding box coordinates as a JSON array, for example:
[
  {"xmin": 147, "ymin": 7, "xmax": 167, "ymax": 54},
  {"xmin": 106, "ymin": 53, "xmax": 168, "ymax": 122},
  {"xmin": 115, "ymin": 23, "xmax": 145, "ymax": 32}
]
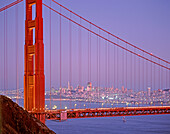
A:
[{"xmin": 30, "ymin": 106, "xmax": 170, "ymax": 121}]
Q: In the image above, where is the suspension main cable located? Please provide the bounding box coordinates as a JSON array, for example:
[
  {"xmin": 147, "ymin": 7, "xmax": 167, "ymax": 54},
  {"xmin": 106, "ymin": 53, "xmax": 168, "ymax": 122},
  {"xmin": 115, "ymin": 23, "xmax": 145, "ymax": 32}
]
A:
[
  {"xmin": 42, "ymin": 3, "xmax": 170, "ymax": 70},
  {"xmin": 51, "ymin": 0, "xmax": 170, "ymax": 65},
  {"xmin": 0, "ymin": 0, "xmax": 23, "ymax": 13}
]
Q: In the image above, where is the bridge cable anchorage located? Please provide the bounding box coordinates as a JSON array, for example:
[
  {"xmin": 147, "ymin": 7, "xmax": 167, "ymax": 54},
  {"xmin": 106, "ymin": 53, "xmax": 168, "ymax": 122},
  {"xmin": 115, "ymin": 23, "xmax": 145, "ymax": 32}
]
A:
[
  {"xmin": 42, "ymin": 3, "xmax": 170, "ymax": 71},
  {"xmin": 51, "ymin": 0, "xmax": 170, "ymax": 65}
]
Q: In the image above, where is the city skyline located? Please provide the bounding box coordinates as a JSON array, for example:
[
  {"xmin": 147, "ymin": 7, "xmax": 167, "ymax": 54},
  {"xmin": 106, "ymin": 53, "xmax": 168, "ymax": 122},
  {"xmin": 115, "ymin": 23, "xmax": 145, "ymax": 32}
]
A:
[{"xmin": 0, "ymin": 0, "xmax": 169, "ymax": 91}]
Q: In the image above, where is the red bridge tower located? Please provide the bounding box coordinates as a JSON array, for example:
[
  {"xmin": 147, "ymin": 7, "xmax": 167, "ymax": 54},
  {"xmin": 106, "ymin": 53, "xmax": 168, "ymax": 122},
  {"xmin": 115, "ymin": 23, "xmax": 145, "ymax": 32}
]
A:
[{"xmin": 24, "ymin": 0, "xmax": 45, "ymax": 123}]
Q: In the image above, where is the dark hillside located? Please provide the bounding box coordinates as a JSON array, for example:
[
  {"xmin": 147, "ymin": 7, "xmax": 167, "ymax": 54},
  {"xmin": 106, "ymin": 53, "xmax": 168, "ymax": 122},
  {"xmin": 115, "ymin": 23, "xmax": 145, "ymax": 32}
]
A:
[{"xmin": 0, "ymin": 95, "xmax": 55, "ymax": 134}]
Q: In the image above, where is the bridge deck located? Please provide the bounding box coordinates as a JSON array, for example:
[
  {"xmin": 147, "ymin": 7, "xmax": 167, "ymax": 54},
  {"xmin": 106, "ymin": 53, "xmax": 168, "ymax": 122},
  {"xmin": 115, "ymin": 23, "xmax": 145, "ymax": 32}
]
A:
[{"xmin": 31, "ymin": 106, "xmax": 170, "ymax": 120}]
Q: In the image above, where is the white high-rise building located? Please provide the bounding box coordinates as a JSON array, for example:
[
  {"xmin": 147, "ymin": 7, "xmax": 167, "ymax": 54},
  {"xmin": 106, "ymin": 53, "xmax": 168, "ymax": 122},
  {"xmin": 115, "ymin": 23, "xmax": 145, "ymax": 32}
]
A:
[{"xmin": 148, "ymin": 87, "xmax": 151, "ymax": 97}]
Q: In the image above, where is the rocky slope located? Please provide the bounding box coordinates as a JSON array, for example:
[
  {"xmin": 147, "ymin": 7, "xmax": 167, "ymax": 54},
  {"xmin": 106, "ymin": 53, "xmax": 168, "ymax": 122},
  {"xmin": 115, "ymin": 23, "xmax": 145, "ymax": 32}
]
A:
[{"xmin": 0, "ymin": 95, "xmax": 55, "ymax": 134}]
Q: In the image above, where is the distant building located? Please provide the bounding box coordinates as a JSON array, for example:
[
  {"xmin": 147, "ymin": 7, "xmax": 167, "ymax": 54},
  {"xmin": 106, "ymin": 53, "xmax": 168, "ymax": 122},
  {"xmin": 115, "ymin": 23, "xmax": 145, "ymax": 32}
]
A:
[
  {"xmin": 87, "ymin": 82, "xmax": 92, "ymax": 91},
  {"xmin": 68, "ymin": 81, "xmax": 70, "ymax": 91},
  {"xmin": 78, "ymin": 85, "xmax": 84, "ymax": 92},
  {"xmin": 121, "ymin": 86, "xmax": 124, "ymax": 93},
  {"xmin": 147, "ymin": 87, "xmax": 151, "ymax": 97}
]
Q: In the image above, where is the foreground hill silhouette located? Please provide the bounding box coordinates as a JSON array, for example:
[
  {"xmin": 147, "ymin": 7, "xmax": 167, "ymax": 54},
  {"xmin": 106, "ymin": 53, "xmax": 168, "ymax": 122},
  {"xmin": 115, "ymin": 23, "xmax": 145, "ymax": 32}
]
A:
[{"xmin": 0, "ymin": 95, "xmax": 55, "ymax": 134}]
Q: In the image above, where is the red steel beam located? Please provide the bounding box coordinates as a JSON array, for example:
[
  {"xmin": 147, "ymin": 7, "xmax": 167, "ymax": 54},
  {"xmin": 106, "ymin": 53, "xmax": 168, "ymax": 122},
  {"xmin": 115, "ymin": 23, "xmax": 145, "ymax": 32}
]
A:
[
  {"xmin": 42, "ymin": 3, "xmax": 170, "ymax": 70},
  {"xmin": 0, "ymin": 0, "xmax": 23, "ymax": 13},
  {"xmin": 42, "ymin": 106, "xmax": 170, "ymax": 120},
  {"xmin": 52, "ymin": 0, "xmax": 170, "ymax": 65}
]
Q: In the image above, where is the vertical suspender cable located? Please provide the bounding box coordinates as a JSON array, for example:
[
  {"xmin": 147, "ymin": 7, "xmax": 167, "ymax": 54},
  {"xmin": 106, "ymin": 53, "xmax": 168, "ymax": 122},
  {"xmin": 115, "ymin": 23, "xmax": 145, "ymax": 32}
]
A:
[
  {"xmin": 134, "ymin": 48, "xmax": 136, "ymax": 104},
  {"xmin": 139, "ymin": 55, "xmax": 140, "ymax": 94},
  {"xmin": 169, "ymin": 64, "xmax": 170, "ymax": 92},
  {"xmin": 138, "ymin": 55, "xmax": 140, "ymax": 106},
  {"xmin": 161, "ymin": 61, "xmax": 163, "ymax": 103},
  {"xmin": 99, "ymin": 29, "xmax": 101, "ymax": 107},
  {"xmin": 114, "ymin": 40, "xmax": 115, "ymax": 90},
  {"xmin": 122, "ymin": 47, "xmax": 124, "ymax": 89},
  {"xmin": 6, "ymin": 9, "xmax": 8, "ymax": 96},
  {"xmin": 4, "ymin": 9, "xmax": 7, "ymax": 96},
  {"xmin": 16, "ymin": 3, "xmax": 19, "ymax": 104},
  {"xmin": 97, "ymin": 33, "xmax": 99, "ymax": 105},
  {"xmin": 153, "ymin": 61, "xmax": 155, "ymax": 106},
  {"xmin": 159, "ymin": 60, "xmax": 160, "ymax": 90},
  {"xmin": 105, "ymin": 40, "xmax": 107, "ymax": 106},
  {"xmin": 166, "ymin": 63, "xmax": 168, "ymax": 89},
  {"xmin": 143, "ymin": 53, "xmax": 146, "ymax": 102},
  {"xmin": 88, "ymin": 28, "xmax": 89, "ymax": 107},
  {"xmin": 4, "ymin": 11, "xmax": 6, "ymax": 96},
  {"xmin": 151, "ymin": 55, "xmax": 152, "ymax": 93},
  {"xmin": 60, "ymin": 6, "xmax": 62, "ymax": 110},
  {"xmin": 126, "ymin": 44, "xmax": 127, "ymax": 91},
  {"xmin": 49, "ymin": 0, "xmax": 52, "ymax": 110},
  {"xmin": 90, "ymin": 25, "xmax": 91, "ymax": 83},
  {"xmin": 166, "ymin": 63, "xmax": 167, "ymax": 89},
  {"xmin": 130, "ymin": 48, "xmax": 134, "ymax": 103},
  {"xmin": 88, "ymin": 31, "xmax": 89, "ymax": 82},
  {"xmin": 108, "ymin": 34, "xmax": 110, "ymax": 107},
  {"xmin": 117, "ymin": 39, "xmax": 118, "ymax": 89},
  {"xmin": 69, "ymin": 12, "xmax": 72, "ymax": 109},
  {"xmin": 125, "ymin": 43, "xmax": 127, "ymax": 104},
  {"xmin": 143, "ymin": 52, "xmax": 144, "ymax": 94},
  {"xmin": 130, "ymin": 48, "xmax": 132, "ymax": 103},
  {"xmin": 114, "ymin": 39, "xmax": 116, "ymax": 105},
  {"xmin": 89, "ymin": 24, "xmax": 91, "ymax": 108},
  {"xmin": 146, "ymin": 57, "xmax": 148, "ymax": 104},
  {"xmin": 161, "ymin": 61, "xmax": 163, "ymax": 90},
  {"xmin": 153, "ymin": 58, "xmax": 155, "ymax": 91},
  {"xmin": 146, "ymin": 59, "xmax": 148, "ymax": 93},
  {"xmin": 78, "ymin": 17, "xmax": 81, "ymax": 109}
]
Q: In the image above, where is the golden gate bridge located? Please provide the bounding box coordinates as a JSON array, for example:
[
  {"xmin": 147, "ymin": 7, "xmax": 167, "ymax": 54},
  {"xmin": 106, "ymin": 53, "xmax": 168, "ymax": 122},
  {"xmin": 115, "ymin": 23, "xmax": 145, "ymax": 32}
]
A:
[{"xmin": 0, "ymin": 0, "xmax": 170, "ymax": 124}]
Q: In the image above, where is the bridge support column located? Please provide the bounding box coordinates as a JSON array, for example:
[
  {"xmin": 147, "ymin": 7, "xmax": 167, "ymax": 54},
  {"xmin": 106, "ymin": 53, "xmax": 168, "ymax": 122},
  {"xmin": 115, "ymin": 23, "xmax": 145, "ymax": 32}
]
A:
[{"xmin": 24, "ymin": 0, "xmax": 45, "ymax": 123}]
